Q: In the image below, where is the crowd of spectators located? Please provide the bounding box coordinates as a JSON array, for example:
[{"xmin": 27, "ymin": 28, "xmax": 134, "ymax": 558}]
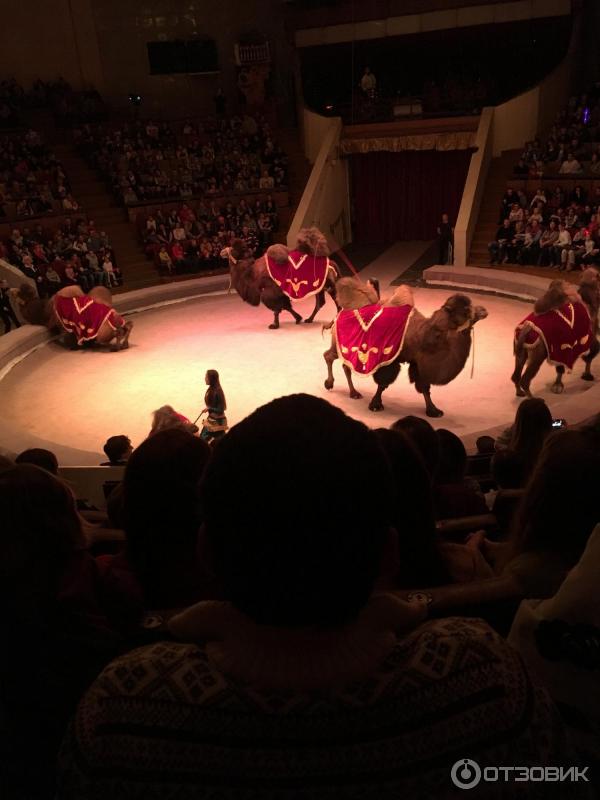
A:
[
  {"xmin": 0, "ymin": 129, "xmax": 81, "ymax": 221},
  {"xmin": 139, "ymin": 195, "xmax": 280, "ymax": 274},
  {"xmin": 488, "ymin": 184, "xmax": 600, "ymax": 269},
  {"xmin": 74, "ymin": 114, "xmax": 288, "ymax": 207},
  {"xmin": 0, "ymin": 76, "xmax": 106, "ymax": 129},
  {"xmin": 2, "ymin": 391, "xmax": 599, "ymax": 798},
  {"xmin": 514, "ymin": 87, "xmax": 600, "ymax": 179},
  {"xmin": 1, "ymin": 217, "xmax": 122, "ymax": 298}
]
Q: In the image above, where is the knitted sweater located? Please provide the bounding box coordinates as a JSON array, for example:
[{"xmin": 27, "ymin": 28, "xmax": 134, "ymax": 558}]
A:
[{"xmin": 58, "ymin": 602, "xmax": 586, "ymax": 800}]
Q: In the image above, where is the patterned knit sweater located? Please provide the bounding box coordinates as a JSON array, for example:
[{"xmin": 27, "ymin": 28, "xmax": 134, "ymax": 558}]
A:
[{"xmin": 58, "ymin": 613, "xmax": 588, "ymax": 800}]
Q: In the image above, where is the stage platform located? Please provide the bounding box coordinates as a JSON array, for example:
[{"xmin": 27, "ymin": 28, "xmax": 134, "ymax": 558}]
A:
[{"xmin": 1, "ymin": 248, "xmax": 599, "ymax": 466}]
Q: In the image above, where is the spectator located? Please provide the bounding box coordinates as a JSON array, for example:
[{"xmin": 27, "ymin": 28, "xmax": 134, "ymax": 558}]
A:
[
  {"xmin": 488, "ymin": 219, "xmax": 513, "ymax": 264},
  {"xmin": 101, "ymin": 435, "xmax": 132, "ymax": 466},
  {"xmin": 15, "ymin": 447, "xmax": 59, "ymax": 474},
  {"xmin": 360, "ymin": 66, "xmax": 377, "ymax": 96},
  {"xmin": 60, "ymin": 394, "xmax": 580, "ymax": 799},
  {"xmin": 391, "ymin": 415, "xmax": 440, "ymax": 481},
  {"xmin": 492, "ymin": 398, "xmax": 553, "ymax": 489},
  {"xmin": 433, "ymin": 429, "xmax": 488, "ymax": 520},
  {"xmin": 96, "ymin": 428, "xmax": 212, "ymax": 612}
]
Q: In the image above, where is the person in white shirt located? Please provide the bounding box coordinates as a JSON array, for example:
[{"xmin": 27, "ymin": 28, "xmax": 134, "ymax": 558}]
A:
[
  {"xmin": 559, "ymin": 153, "xmax": 583, "ymax": 174},
  {"xmin": 102, "ymin": 254, "xmax": 118, "ymax": 287},
  {"xmin": 552, "ymin": 223, "xmax": 572, "ymax": 267},
  {"xmin": 360, "ymin": 66, "xmax": 376, "ymax": 96}
]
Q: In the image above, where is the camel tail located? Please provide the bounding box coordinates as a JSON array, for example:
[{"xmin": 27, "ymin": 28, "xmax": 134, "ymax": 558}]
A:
[
  {"xmin": 514, "ymin": 325, "xmax": 529, "ymax": 355},
  {"xmin": 321, "ymin": 319, "xmax": 334, "ymax": 337}
]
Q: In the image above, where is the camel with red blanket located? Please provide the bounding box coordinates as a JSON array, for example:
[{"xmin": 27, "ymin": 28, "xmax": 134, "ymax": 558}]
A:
[
  {"xmin": 14, "ymin": 284, "xmax": 133, "ymax": 350},
  {"xmin": 222, "ymin": 227, "xmax": 338, "ymax": 329},
  {"xmin": 323, "ymin": 277, "xmax": 488, "ymax": 416},
  {"xmin": 511, "ymin": 271, "xmax": 600, "ymax": 396}
]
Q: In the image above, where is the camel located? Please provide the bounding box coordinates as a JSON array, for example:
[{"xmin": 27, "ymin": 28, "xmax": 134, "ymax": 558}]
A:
[
  {"xmin": 511, "ymin": 270, "xmax": 600, "ymax": 396},
  {"xmin": 222, "ymin": 227, "xmax": 338, "ymax": 329},
  {"xmin": 14, "ymin": 284, "xmax": 133, "ymax": 350},
  {"xmin": 323, "ymin": 277, "xmax": 488, "ymax": 416}
]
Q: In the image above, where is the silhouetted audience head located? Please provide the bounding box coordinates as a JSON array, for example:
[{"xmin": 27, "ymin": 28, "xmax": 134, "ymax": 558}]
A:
[
  {"xmin": 15, "ymin": 447, "xmax": 59, "ymax": 475},
  {"xmin": 374, "ymin": 428, "xmax": 449, "ymax": 587},
  {"xmin": 390, "ymin": 416, "xmax": 440, "ymax": 480},
  {"xmin": 102, "ymin": 435, "xmax": 132, "ymax": 465},
  {"xmin": 122, "ymin": 428, "xmax": 211, "ymax": 606},
  {"xmin": 476, "ymin": 435, "xmax": 495, "ymax": 454},
  {"xmin": 509, "ymin": 398, "xmax": 553, "ymax": 460},
  {"xmin": 436, "ymin": 429, "xmax": 468, "ymax": 484},
  {"xmin": 202, "ymin": 394, "xmax": 393, "ymax": 627},
  {"xmin": 0, "ymin": 464, "xmax": 84, "ymax": 617},
  {"xmin": 510, "ymin": 428, "xmax": 600, "ymax": 566}
]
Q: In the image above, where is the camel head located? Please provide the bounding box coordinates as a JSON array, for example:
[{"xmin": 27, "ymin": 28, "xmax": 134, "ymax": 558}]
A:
[
  {"xmin": 441, "ymin": 294, "xmax": 487, "ymax": 330},
  {"xmin": 295, "ymin": 227, "xmax": 330, "ymax": 257},
  {"xmin": 14, "ymin": 282, "xmax": 51, "ymax": 326},
  {"xmin": 422, "ymin": 294, "xmax": 487, "ymax": 352},
  {"xmin": 335, "ymin": 277, "xmax": 379, "ymax": 310}
]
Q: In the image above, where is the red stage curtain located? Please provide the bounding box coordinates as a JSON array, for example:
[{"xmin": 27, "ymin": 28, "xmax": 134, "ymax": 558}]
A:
[{"xmin": 350, "ymin": 149, "xmax": 472, "ymax": 243}]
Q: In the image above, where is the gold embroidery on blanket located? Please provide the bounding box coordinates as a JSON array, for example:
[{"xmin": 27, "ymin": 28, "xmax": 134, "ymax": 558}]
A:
[
  {"xmin": 553, "ymin": 303, "xmax": 575, "ymax": 329},
  {"xmin": 352, "ymin": 345, "xmax": 379, "ymax": 368},
  {"xmin": 286, "ymin": 278, "xmax": 308, "ymax": 294},
  {"xmin": 288, "ymin": 254, "xmax": 308, "ymax": 270},
  {"xmin": 353, "ymin": 307, "xmax": 384, "ymax": 332}
]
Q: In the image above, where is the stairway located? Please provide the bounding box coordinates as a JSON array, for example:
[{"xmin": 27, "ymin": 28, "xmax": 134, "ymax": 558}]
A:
[
  {"xmin": 468, "ymin": 149, "xmax": 522, "ymax": 266},
  {"xmin": 52, "ymin": 144, "xmax": 159, "ymax": 291}
]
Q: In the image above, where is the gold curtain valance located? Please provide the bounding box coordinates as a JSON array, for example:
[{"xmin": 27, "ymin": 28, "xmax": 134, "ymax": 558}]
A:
[{"xmin": 340, "ymin": 131, "xmax": 476, "ymax": 155}]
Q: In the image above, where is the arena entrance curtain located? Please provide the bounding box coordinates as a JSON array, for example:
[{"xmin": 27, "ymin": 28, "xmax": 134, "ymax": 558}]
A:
[{"xmin": 350, "ymin": 149, "xmax": 472, "ymax": 243}]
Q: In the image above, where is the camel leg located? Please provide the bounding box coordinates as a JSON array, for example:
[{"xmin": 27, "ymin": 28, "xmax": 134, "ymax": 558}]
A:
[
  {"xmin": 582, "ymin": 337, "xmax": 599, "ymax": 381},
  {"xmin": 369, "ymin": 362, "xmax": 401, "ymax": 412},
  {"xmin": 518, "ymin": 346, "xmax": 546, "ymax": 397},
  {"xmin": 409, "ymin": 363, "xmax": 442, "ymax": 417},
  {"xmin": 343, "ymin": 364, "xmax": 362, "ymax": 399},
  {"xmin": 551, "ymin": 365, "xmax": 565, "ymax": 394},
  {"xmin": 111, "ymin": 320, "xmax": 133, "ymax": 351},
  {"xmin": 304, "ymin": 291, "xmax": 325, "ymax": 324},
  {"xmin": 323, "ymin": 340, "xmax": 338, "ymax": 391},
  {"xmin": 269, "ymin": 311, "xmax": 281, "ymax": 330},
  {"xmin": 511, "ymin": 347, "xmax": 528, "ymax": 397},
  {"xmin": 286, "ymin": 306, "xmax": 303, "ymax": 324}
]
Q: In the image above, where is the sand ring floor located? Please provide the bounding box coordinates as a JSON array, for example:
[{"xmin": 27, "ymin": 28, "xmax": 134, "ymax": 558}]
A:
[{"xmin": 2, "ymin": 287, "xmax": 600, "ymax": 465}]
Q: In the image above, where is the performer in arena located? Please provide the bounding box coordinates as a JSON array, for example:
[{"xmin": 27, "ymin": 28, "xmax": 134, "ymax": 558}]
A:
[{"xmin": 200, "ymin": 370, "xmax": 228, "ymax": 443}]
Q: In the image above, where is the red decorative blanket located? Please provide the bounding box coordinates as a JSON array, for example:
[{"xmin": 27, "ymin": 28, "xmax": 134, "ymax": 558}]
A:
[
  {"xmin": 335, "ymin": 303, "xmax": 414, "ymax": 375},
  {"xmin": 53, "ymin": 294, "xmax": 125, "ymax": 344},
  {"xmin": 515, "ymin": 300, "xmax": 592, "ymax": 370},
  {"xmin": 266, "ymin": 249, "xmax": 334, "ymax": 301}
]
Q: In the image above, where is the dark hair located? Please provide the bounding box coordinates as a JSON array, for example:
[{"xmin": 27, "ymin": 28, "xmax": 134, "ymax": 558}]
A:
[
  {"xmin": 103, "ymin": 435, "xmax": 130, "ymax": 464},
  {"xmin": 374, "ymin": 428, "xmax": 449, "ymax": 588},
  {"xmin": 0, "ymin": 465, "xmax": 85, "ymax": 620},
  {"xmin": 435, "ymin": 429, "xmax": 467, "ymax": 484},
  {"xmin": 476, "ymin": 435, "xmax": 495, "ymax": 454},
  {"xmin": 509, "ymin": 429, "xmax": 600, "ymax": 565},
  {"xmin": 508, "ymin": 398, "xmax": 553, "ymax": 469},
  {"xmin": 390, "ymin": 416, "xmax": 440, "ymax": 480},
  {"xmin": 202, "ymin": 394, "xmax": 393, "ymax": 627},
  {"xmin": 15, "ymin": 448, "xmax": 59, "ymax": 475},
  {"xmin": 122, "ymin": 429, "xmax": 211, "ymax": 606},
  {"xmin": 205, "ymin": 369, "xmax": 226, "ymax": 412}
]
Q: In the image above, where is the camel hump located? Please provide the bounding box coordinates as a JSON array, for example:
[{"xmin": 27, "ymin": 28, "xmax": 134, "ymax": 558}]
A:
[
  {"xmin": 534, "ymin": 279, "xmax": 572, "ymax": 314},
  {"xmin": 385, "ymin": 284, "xmax": 414, "ymax": 307},
  {"xmin": 266, "ymin": 243, "xmax": 289, "ymax": 264},
  {"xmin": 335, "ymin": 277, "xmax": 379, "ymax": 310},
  {"xmin": 296, "ymin": 227, "xmax": 330, "ymax": 257}
]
